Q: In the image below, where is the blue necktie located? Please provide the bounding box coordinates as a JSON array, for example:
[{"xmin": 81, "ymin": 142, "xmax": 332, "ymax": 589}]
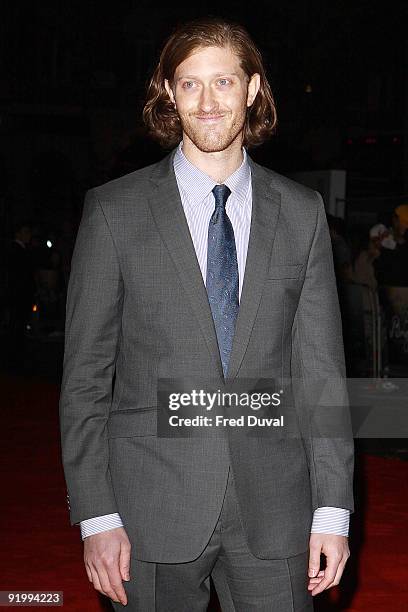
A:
[{"xmin": 206, "ymin": 185, "xmax": 239, "ymax": 377}]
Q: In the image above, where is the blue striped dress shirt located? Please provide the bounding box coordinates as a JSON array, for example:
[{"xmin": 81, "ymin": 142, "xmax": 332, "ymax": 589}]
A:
[{"xmin": 80, "ymin": 142, "xmax": 350, "ymax": 539}]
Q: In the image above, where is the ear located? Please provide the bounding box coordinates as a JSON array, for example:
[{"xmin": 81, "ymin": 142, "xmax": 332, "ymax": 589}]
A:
[
  {"xmin": 164, "ymin": 79, "xmax": 176, "ymax": 106},
  {"xmin": 247, "ymin": 73, "xmax": 261, "ymax": 107}
]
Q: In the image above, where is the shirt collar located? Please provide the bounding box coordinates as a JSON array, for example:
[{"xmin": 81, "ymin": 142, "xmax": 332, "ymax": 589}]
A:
[{"xmin": 173, "ymin": 141, "xmax": 251, "ymax": 207}]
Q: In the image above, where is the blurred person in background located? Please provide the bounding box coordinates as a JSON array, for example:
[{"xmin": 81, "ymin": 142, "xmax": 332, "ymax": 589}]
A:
[
  {"xmin": 374, "ymin": 205, "xmax": 408, "ymax": 287},
  {"xmin": 326, "ymin": 213, "xmax": 353, "ymax": 283},
  {"xmin": 7, "ymin": 220, "xmax": 35, "ymax": 371},
  {"xmin": 32, "ymin": 229, "xmax": 64, "ymax": 334},
  {"xmin": 351, "ymin": 224, "xmax": 386, "ymax": 291},
  {"xmin": 57, "ymin": 219, "xmax": 76, "ymax": 291},
  {"xmin": 373, "ymin": 206, "xmax": 408, "ymax": 371},
  {"xmin": 392, "ymin": 204, "xmax": 408, "ymax": 247},
  {"xmin": 349, "ymin": 224, "xmax": 390, "ymax": 375}
]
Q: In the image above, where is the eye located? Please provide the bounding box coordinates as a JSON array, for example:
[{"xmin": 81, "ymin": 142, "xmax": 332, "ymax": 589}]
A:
[
  {"xmin": 182, "ymin": 80, "xmax": 196, "ymax": 89},
  {"xmin": 217, "ymin": 78, "xmax": 231, "ymax": 86}
]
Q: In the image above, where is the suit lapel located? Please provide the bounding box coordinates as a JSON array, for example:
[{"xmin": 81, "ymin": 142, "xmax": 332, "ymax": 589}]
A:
[
  {"xmin": 147, "ymin": 151, "xmax": 224, "ymax": 381},
  {"xmin": 147, "ymin": 151, "xmax": 281, "ymax": 383},
  {"xmin": 226, "ymin": 159, "xmax": 281, "ymax": 380}
]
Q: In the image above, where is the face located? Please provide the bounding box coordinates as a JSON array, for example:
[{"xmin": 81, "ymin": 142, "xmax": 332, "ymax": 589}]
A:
[{"xmin": 165, "ymin": 45, "xmax": 260, "ymax": 153}]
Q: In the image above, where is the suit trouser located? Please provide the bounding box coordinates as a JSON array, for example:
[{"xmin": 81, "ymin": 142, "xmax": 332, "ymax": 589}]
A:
[{"xmin": 111, "ymin": 467, "xmax": 313, "ymax": 611}]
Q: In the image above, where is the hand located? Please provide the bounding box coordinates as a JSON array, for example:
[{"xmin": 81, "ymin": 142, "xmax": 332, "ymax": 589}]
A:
[
  {"xmin": 83, "ymin": 527, "xmax": 131, "ymax": 605},
  {"xmin": 307, "ymin": 533, "xmax": 350, "ymax": 596}
]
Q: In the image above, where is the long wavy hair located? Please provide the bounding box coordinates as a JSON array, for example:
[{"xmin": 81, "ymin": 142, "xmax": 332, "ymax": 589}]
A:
[{"xmin": 143, "ymin": 18, "xmax": 277, "ymax": 149}]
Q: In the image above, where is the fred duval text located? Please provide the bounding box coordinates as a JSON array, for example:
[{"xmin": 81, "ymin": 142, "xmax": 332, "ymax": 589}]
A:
[{"xmin": 167, "ymin": 415, "xmax": 284, "ymax": 428}]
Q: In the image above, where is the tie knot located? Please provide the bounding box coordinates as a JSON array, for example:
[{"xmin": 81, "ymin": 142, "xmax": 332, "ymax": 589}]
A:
[{"xmin": 212, "ymin": 184, "xmax": 231, "ymax": 210}]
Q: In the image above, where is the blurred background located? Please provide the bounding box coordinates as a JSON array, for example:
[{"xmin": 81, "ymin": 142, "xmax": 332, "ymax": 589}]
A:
[
  {"xmin": 1, "ymin": 0, "xmax": 407, "ymax": 379},
  {"xmin": 0, "ymin": 1, "xmax": 407, "ymax": 610}
]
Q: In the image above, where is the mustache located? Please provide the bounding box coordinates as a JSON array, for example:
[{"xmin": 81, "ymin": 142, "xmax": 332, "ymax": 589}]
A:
[{"xmin": 191, "ymin": 111, "xmax": 226, "ymax": 118}]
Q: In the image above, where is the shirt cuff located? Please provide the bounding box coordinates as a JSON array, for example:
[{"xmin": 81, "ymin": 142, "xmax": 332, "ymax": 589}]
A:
[
  {"xmin": 311, "ymin": 507, "xmax": 350, "ymax": 536},
  {"xmin": 79, "ymin": 513, "xmax": 124, "ymax": 540}
]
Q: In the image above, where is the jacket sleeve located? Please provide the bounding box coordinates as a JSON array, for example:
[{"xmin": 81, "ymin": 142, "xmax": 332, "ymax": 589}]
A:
[
  {"xmin": 291, "ymin": 191, "xmax": 354, "ymax": 513},
  {"xmin": 59, "ymin": 189, "xmax": 123, "ymax": 525}
]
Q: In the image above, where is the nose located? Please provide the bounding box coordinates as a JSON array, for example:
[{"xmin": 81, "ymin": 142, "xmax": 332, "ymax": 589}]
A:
[{"xmin": 198, "ymin": 85, "xmax": 217, "ymax": 113}]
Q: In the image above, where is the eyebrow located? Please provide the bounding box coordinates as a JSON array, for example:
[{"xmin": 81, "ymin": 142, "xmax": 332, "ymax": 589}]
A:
[{"xmin": 176, "ymin": 72, "xmax": 239, "ymax": 81}]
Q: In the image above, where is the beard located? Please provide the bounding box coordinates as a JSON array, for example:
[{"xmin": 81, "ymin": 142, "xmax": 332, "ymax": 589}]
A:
[{"xmin": 178, "ymin": 108, "xmax": 247, "ymax": 153}]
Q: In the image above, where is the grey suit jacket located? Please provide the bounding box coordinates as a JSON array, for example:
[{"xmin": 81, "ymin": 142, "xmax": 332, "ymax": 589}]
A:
[{"xmin": 59, "ymin": 149, "xmax": 354, "ymax": 563}]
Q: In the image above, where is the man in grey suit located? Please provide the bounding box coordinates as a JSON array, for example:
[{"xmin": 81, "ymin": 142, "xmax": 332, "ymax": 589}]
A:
[{"xmin": 59, "ymin": 17, "xmax": 354, "ymax": 611}]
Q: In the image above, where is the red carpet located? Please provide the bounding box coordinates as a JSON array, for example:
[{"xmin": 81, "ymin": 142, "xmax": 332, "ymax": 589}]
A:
[{"xmin": 0, "ymin": 373, "xmax": 407, "ymax": 611}]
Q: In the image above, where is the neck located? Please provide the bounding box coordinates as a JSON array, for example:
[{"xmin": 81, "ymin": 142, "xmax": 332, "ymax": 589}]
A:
[{"xmin": 181, "ymin": 134, "xmax": 244, "ymax": 183}]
